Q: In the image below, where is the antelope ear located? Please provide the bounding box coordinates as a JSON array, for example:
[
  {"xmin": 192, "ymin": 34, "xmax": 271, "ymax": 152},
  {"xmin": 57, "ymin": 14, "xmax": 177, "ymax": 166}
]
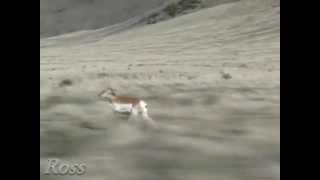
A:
[
  {"xmin": 107, "ymin": 88, "xmax": 116, "ymax": 95},
  {"xmin": 98, "ymin": 90, "xmax": 106, "ymax": 97}
]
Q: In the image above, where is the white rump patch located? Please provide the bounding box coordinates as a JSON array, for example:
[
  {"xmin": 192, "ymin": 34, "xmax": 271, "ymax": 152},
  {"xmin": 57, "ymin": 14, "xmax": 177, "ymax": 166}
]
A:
[{"xmin": 139, "ymin": 101, "xmax": 148, "ymax": 112}]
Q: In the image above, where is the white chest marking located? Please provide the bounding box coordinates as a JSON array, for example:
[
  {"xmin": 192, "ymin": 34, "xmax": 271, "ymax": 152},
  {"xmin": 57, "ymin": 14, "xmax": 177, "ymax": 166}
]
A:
[{"xmin": 112, "ymin": 103, "xmax": 134, "ymax": 113}]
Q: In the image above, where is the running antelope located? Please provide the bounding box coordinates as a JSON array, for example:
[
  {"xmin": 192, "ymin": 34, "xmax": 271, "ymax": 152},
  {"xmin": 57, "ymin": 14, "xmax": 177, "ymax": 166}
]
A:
[{"xmin": 98, "ymin": 88, "xmax": 157, "ymax": 127}]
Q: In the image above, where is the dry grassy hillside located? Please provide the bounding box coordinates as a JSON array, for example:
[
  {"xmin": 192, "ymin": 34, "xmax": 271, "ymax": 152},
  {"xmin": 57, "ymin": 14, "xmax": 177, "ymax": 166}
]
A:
[{"xmin": 40, "ymin": 0, "xmax": 280, "ymax": 180}]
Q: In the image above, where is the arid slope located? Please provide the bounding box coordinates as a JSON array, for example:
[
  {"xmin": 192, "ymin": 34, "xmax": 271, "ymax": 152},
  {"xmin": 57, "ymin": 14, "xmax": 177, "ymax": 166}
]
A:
[{"xmin": 40, "ymin": 0, "xmax": 280, "ymax": 180}]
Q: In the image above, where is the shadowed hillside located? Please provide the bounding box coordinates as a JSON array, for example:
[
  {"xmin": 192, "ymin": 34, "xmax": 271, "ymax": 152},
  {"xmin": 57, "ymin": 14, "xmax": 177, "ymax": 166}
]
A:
[{"xmin": 40, "ymin": 0, "xmax": 169, "ymax": 37}]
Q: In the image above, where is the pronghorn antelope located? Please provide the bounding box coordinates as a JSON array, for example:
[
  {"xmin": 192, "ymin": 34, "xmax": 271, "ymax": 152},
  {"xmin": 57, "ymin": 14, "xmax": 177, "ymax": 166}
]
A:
[{"xmin": 98, "ymin": 88, "xmax": 157, "ymax": 127}]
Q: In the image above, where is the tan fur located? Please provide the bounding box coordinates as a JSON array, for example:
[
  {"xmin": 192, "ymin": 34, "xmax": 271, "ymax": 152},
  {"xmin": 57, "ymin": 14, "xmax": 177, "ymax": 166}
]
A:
[
  {"xmin": 111, "ymin": 96, "xmax": 140, "ymax": 106},
  {"xmin": 98, "ymin": 88, "xmax": 157, "ymax": 128}
]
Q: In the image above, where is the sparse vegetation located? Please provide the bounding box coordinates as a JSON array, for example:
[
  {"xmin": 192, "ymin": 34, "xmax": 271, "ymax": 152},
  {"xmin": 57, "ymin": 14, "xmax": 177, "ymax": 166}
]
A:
[
  {"xmin": 147, "ymin": 13, "xmax": 160, "ymax": 24},
  {"xmin": 168, "ymin": 0, "xmax": 203, "ymax": 16},
  {"xmin": 164, "ymin": 3, "xmax": 179, "ymax": 17},
  {"xmin": 59, "ymin": 79, "xmax": 73, "ymax": 87},
  {"xmin": 148, "ymin": 0, "xmax": 203, "ymax": 23},
  {"xmin": 220, "ymin": 71, "xmax": 232, "ymax": 80},
  {"xmin": 97, "ymin": 72, "xmax": 109, "ymax": 78},
  {"xmin": 239, "ymin": 64, "xmax": 248, "ymax": 68},
  {"xmin": 177, "ymin": 0, "xmax": 203, "ymax": 10}
]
